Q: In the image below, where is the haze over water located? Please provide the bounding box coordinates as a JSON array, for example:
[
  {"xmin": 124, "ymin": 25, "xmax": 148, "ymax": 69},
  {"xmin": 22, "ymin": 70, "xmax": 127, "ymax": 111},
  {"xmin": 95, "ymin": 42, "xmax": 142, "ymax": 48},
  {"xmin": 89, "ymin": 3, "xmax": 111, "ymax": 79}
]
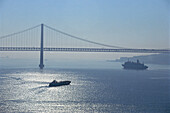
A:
[
  {"xmin": 0, "ymin": 0, "xmax": 169, "ymax": 112},
  {"xmin": 0, "ymin": 59, "xmax": 169, "ymax": 112}
]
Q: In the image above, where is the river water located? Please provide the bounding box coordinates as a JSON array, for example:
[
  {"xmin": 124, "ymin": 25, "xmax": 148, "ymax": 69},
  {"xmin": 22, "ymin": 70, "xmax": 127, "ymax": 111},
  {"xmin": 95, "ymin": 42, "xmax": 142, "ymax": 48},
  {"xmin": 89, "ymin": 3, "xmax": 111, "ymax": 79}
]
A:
[{"xmin": 0, "ymin": 60, "xmax": 170, "ymax": 112}]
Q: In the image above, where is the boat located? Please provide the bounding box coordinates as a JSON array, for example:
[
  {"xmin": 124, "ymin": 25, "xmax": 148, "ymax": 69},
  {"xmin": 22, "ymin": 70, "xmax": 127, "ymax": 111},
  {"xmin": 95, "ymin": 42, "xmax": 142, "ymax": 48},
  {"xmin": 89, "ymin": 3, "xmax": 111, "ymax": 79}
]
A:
[
  {"xmin": 49, "ymin": 80, "xmax": 71, "ymax": 87},
  {"xmin": 122, "ymin": 59, "xmax": 148, "ymax": 70}
]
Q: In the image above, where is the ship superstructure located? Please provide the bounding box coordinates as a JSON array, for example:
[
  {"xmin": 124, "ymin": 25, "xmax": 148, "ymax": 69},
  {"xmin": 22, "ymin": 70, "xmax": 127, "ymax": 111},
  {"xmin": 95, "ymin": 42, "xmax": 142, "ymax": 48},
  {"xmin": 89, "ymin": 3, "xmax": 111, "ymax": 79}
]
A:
[{"xmin": 122, "ymin": 59, "xmax": 148, "ymax": 70}]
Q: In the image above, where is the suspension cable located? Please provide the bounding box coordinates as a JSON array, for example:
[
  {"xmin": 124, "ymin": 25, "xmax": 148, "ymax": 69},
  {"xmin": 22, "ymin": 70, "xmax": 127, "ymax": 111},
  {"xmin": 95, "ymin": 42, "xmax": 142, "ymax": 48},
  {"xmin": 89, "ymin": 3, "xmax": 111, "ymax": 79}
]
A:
[
  {"xmin": 44, "ymin": 24, "xmax": 128, "ymax": 49},
  {"xmin": 0, "ymin": 24, "xmax": 41, "ymax": 40}
]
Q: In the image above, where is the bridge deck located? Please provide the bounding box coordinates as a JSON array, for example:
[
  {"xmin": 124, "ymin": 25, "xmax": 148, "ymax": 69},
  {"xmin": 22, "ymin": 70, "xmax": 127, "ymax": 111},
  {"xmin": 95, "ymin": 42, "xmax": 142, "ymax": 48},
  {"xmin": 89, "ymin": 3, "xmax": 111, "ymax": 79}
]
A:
[{"xmin": 0, "ymin": 47, "xmax": 169, "ymax": 53}]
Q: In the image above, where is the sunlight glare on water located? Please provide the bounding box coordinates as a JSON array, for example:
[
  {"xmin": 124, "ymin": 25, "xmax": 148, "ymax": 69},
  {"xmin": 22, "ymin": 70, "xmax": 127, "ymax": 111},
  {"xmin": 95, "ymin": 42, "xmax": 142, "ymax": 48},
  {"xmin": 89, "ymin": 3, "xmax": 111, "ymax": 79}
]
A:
[{"xmin": 0, "ymin": 67, "xmax": 170, "ymax": 112}]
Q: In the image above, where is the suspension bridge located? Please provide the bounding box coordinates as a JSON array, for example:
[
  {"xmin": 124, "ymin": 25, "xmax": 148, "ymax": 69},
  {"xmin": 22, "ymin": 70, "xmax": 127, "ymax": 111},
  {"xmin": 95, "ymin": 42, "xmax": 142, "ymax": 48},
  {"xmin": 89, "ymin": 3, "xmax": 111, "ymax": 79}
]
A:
[{"xmin": 0, "ymin": 24, "xmax": 169, "ymax": 69}]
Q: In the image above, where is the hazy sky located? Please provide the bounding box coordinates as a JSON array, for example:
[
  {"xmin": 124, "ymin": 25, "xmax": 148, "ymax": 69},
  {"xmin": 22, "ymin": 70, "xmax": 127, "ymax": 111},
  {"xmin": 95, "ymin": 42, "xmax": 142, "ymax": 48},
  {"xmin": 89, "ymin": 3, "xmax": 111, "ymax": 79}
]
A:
[
  {"xmin": 0, "ymin": 0, "xmax": 169, "ymax": 60},
  {"xmin": 0, "ymin": 0, "xmax": 169, "ymax": 48}
]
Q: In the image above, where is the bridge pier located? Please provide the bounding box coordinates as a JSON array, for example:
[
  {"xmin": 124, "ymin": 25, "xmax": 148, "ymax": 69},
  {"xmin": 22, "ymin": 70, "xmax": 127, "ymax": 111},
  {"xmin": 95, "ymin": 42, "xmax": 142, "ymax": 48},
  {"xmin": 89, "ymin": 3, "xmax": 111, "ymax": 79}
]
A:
[{"xmin": 39, "ymin": 24, "xmax": 44, "ymax": 69}]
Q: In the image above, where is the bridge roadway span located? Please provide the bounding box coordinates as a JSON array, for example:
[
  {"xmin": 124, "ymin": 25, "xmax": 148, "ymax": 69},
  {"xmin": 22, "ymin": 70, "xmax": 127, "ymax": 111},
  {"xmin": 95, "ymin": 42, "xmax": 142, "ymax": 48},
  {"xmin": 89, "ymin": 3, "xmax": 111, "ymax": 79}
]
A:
[{"xmin": 0, "ymin": 47, "xmax": 169, "ymax": 53}]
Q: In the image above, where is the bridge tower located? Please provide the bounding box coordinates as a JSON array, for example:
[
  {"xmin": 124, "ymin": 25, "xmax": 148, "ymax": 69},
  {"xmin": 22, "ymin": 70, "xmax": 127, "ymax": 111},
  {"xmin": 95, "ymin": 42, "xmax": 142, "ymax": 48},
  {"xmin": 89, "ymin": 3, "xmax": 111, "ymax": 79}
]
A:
[{"xmin": 39, "ymin": 24, "xmax": 44, "ymax": 69}]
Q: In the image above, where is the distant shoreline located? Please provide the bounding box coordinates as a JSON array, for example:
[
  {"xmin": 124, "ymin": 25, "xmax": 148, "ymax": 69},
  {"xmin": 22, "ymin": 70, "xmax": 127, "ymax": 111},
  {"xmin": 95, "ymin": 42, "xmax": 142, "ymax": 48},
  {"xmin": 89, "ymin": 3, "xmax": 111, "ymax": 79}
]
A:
[{"xmin": 107, "ymin": 53, "xmax": 170, "ymax": 65}]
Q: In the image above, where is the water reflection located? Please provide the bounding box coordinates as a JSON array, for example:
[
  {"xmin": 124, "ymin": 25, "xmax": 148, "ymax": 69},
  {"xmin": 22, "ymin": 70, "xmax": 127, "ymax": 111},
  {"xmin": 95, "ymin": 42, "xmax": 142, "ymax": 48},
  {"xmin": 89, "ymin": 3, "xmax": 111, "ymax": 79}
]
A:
[{"xmin": 0, "ymin": 68, "xmax": 169, "ymax": 112}]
